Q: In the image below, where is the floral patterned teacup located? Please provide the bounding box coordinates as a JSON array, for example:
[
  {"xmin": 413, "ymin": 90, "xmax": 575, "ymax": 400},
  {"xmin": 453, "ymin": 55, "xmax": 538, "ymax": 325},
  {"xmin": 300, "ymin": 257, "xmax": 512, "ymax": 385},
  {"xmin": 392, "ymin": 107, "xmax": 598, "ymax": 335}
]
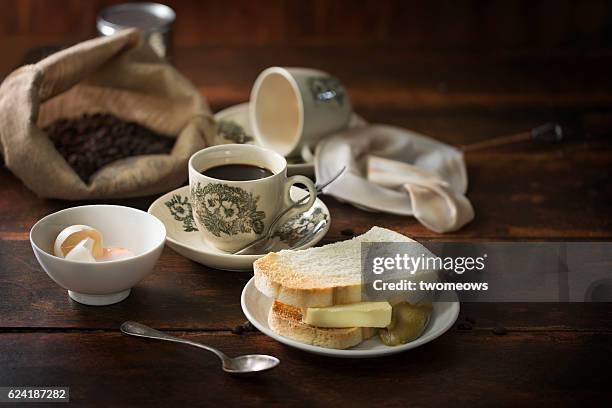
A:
[
  {"xmin": 188, "ymin": 145, "xmax": 317, "ymax": 252},
  {"xmin": 250, "ymin": 67, "xmax": 352, "ymax": 160}
]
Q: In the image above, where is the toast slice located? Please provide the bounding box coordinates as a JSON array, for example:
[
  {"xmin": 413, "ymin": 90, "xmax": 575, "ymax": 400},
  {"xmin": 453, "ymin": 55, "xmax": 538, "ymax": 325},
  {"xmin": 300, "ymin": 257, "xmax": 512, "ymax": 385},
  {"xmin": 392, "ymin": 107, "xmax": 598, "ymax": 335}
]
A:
[
  {"xmin": 254, "ymin": 226, "xmax": 416, "ymax": 308},
  {"xmin": 268, "ymin": 300, "xmax": 377, "ymax": 349}
]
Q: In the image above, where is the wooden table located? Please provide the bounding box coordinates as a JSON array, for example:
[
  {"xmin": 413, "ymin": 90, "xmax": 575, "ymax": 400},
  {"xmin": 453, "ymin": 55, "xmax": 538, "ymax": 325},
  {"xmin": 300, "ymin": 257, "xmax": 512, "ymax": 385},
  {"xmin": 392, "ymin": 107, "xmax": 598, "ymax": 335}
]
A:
[{"xmin": 1, "ymin": 43, "xmax": 611, "ymax": 406}]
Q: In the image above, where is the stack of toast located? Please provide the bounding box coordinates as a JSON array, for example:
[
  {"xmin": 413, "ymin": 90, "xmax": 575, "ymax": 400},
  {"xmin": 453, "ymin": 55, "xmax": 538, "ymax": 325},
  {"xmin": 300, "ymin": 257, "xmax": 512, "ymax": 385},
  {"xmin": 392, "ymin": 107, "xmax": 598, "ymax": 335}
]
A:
[{"xmin": 254, "ymin": 227, "xmax": 434, "ymax": 349}]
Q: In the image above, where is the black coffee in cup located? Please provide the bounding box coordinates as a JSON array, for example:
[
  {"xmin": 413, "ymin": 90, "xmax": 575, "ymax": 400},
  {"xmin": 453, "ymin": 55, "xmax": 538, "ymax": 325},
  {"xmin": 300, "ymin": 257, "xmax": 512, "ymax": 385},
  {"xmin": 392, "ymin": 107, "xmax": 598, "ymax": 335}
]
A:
[{"xmin": 201, "ymin": 164, "xmax": 273, "ymax": 181}]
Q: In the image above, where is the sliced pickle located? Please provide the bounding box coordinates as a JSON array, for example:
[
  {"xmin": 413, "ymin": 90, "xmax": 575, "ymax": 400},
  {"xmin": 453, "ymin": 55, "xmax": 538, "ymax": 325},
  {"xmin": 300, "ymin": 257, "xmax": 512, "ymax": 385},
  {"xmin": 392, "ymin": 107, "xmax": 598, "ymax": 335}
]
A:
[{"xmin": 379, "ymin": 302, "xmax": 433, "ymax": 346}]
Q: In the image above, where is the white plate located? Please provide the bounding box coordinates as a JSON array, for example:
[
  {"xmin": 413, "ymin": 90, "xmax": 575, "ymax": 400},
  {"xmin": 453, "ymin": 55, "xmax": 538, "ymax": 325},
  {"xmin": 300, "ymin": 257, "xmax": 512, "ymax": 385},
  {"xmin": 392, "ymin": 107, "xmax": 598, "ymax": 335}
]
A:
[
  {"xmin": 241, "ymin": 277, "xmax": 460, "ymax": 358},
  {"xmin": 148, "ymin": 185, "xmax": 330, "ymax": 271},
  {"xmin": 213, "ymin": 103, "xmax": 367, "ymax": 177}
]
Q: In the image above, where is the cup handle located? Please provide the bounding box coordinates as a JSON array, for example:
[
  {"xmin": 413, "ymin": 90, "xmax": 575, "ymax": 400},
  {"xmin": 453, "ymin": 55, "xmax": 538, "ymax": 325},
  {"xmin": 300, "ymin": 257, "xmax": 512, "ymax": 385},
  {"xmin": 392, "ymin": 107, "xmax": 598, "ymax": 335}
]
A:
[{"xmin": 281, "ymin": 175, "xmax": 317, "ymax": 223}]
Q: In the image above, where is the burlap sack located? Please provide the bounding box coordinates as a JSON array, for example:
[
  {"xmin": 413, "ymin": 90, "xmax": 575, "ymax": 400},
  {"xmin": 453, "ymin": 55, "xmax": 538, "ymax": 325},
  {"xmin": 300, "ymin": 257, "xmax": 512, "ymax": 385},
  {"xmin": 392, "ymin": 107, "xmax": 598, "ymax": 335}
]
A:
[{"xmin": 0, "ymin": 29, "xmax": 214, "ymax": 199}]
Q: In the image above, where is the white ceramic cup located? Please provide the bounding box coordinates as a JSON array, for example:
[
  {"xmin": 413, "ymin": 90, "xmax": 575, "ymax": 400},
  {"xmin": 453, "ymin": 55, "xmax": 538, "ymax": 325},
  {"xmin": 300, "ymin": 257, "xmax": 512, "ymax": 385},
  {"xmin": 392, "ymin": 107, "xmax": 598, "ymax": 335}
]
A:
[
  {"xmin": 188, "ymin": 144, "xmax": 317, "ymax": 252},
  {"xmin": 250, "ymin": 66, "xmax": 352, "ymax": 159}
]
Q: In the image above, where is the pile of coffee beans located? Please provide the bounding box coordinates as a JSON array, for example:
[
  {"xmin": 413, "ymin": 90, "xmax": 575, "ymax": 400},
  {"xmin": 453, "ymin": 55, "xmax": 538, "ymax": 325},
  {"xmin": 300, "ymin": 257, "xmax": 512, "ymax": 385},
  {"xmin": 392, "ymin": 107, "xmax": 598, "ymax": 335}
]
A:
[{"xmin": 44, "ymin": 113, "xmax": 174, "ymax": 183}]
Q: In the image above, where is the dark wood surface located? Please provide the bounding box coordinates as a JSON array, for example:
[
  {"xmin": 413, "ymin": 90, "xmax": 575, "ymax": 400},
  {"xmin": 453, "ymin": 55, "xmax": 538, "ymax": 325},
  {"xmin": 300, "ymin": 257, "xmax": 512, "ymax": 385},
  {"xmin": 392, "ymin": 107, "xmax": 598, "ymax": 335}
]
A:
[
  {"xmin": 2, "ymin": 0, "xmax": 612, "ymax": 51},
  {"xmin": 1, "ymin": 37, "xmax": 612, "ymax": 406}
]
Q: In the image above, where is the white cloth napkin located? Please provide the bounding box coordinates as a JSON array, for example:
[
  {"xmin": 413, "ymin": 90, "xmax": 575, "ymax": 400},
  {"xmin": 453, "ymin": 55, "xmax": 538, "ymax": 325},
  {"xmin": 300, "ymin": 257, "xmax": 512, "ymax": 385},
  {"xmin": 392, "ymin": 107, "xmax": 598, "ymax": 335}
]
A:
[{"xmin": 314, "ymin": 125, "xmax": 474, "ymax": 233}]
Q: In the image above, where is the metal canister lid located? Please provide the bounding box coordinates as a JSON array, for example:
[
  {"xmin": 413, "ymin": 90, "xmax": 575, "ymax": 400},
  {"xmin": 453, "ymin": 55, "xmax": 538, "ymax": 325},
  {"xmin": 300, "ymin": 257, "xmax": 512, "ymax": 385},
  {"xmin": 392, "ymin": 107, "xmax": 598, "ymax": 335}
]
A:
[
  {"xmin": 97, "ymin": 2, "xmax": 175, "ymax": 35},
  {"xmin": 97, "ymin": 2, "xmax": 175, "ymax": 59}
]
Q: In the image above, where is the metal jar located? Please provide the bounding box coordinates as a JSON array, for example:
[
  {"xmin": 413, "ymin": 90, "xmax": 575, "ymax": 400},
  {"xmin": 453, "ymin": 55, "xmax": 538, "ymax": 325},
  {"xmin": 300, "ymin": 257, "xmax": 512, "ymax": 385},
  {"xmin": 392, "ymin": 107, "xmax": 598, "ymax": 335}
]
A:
[{"xmin": 97, "ymin": 2, "xmax": 175, "ymax": 60}]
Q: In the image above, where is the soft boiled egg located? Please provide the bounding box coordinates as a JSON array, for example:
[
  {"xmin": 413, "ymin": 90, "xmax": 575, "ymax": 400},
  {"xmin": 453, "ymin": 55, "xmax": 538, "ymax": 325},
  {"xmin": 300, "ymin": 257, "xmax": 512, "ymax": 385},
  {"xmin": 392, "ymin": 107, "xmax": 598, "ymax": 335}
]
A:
[
  {"xmin": 53, "ymin": 224, "xmax": 134, "ymax": 262},
  {"xmin": 97, "ymin": 247, "xmax": 135, "ymax": 262},
  {"xmin": 54, "ymin": 225, "xmax": 103, "ymax": 259}
]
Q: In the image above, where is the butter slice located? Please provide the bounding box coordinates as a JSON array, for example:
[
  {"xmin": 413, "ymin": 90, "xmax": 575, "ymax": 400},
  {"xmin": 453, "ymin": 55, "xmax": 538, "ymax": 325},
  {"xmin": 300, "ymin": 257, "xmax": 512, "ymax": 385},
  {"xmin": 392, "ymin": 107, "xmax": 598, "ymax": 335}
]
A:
[{"xmin": 303, "ymin": 302, "xmax": 392, "ymax": 328}]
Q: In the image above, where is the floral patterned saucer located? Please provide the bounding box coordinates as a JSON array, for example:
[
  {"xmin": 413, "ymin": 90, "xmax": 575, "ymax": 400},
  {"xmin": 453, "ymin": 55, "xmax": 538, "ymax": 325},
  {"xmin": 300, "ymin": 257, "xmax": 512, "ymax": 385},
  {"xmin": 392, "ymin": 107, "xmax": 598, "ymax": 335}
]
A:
[
  {"xmin": 213, "ymin": 103, "xmax": 367, "ymax": 177},
  {"xmin": 148, "ymin": 185, "xmax": 330, "ymax": 271}
]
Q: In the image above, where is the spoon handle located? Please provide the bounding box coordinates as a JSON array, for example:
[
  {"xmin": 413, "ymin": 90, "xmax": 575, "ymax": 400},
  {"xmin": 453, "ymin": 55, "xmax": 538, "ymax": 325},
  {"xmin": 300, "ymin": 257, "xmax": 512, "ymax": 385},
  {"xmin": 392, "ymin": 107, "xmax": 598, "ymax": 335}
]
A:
[
  {"xmin": 120, "ymin": 321, "xmax": 229, "ymax": 363},
  {"xmin": 462, "ymin": 122, "xmax": 563, "ymax": 152},
  {"xmin": 232, "ymin": 166, "xmax": 346, "ymax": 255}
]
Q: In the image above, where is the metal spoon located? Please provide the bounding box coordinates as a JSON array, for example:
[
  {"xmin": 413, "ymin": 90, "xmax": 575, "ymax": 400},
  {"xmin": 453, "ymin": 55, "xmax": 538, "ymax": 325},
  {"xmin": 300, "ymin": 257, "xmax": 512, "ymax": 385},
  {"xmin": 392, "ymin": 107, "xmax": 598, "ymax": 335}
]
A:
[
  {"xmin": 120, "ymin": 321, "xmax": 279, "ymax": 375},
  {"xmin": 255, "ymin": 216, "xmax": 329, "ymax": 254},
  {"xmin": 233, "ymin": 166, "xmax": 346, "ymax": 255},
  {"xmin": 461, "ymin": 122, "xmax": 564, "ymax": 152}
]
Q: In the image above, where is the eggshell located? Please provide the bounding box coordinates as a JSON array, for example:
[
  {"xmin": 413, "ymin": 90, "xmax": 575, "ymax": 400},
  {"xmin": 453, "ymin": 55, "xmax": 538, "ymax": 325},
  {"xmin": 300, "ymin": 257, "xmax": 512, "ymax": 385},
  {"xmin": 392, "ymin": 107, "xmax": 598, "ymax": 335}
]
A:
[
  {"xmin": 64, "ymin": 238, "xmax": 97, "ymax": 262},
  {"xmin": 54, "ymin": 225, "xmax": 103, "ymax": 258}
]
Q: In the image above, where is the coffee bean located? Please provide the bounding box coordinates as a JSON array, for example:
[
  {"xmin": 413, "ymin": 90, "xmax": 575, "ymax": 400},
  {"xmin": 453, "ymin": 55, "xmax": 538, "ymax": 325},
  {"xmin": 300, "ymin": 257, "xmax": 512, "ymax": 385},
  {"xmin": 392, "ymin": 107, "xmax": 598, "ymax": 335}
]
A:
[
  {"xmin": 457, "ymin": 321, "xmax": 473, "ymax": 330},
  {"xmin": 243, "ymin": 321, "xmax": 257, "ymax": 332},
  {"xmin": 231, "ymin": 325, "xmax": 244, "ymax": 335},
  {"xmin": 95, "ymin": 127, "xmax": 107, "ymax": 138},
  {"xmin": 76, "ymin": 122, "xmax": 88, "ymax": 134},
  {"xmin": 341, "ymin": 228, "xmax": 355, "ymax": 236},
  {"xmin": 492, "ymin": 324, "xmax": 508, "ymax": 335},
  {"xmin": 44, "ymin": 113, "xmax": 174, "ymax": 183}
]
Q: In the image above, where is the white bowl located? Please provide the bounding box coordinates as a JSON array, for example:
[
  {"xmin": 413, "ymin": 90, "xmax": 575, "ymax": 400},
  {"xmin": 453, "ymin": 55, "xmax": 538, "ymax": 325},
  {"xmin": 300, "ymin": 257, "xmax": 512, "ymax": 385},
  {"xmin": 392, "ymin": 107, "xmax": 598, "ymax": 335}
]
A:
[{"xmin": 30, "ymin": 205, "xmax": 166, "ymax": 306}]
